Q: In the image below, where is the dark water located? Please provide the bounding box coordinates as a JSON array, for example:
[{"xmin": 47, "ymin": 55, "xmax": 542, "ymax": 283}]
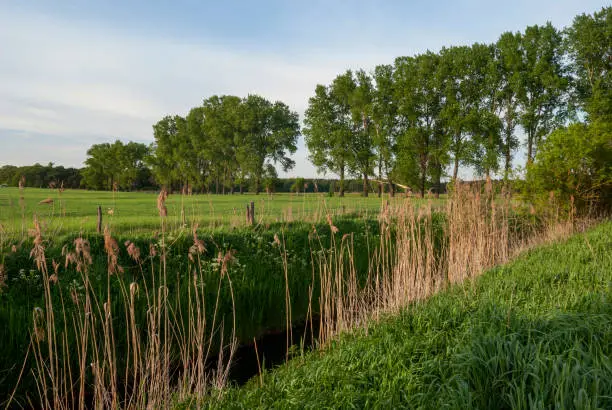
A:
[{"xmin": 225, "ymin": 316, "xmax": 320, "ymax": 385}]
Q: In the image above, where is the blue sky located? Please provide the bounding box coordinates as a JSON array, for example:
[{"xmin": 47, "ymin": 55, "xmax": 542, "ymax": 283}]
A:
[{"xmin": 0, "ymin": 0, "xmax": 607, "ymax": 178}]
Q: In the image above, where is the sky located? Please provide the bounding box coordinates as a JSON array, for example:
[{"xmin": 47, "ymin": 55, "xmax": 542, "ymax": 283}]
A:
[{"xmin": 0, "ymin": 0, "xmax": 607, "ymax": 178}]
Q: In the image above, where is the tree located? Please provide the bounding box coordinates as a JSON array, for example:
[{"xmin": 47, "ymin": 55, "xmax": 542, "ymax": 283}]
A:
[
  {"xmin": 341, "ymin": 69, "xmax": 376, "ymax": 197},
  {"xmin": 565, "ymin": 6, "xmax": 612, "ymax": 122},
  {"xmin": 290, "ymin": 177, "xmax": 305, "ymax": 194},
  {"xmin": 518, "ymin": 23, "xmax": 568, "ymax": 166},
  {"xmin": 495, "ymin": 31, "xmax": 523, "ymax": 179},
  {"xmin": 372, "ymin": 64, "xmax": 399, "ymax": 196},
  {"xmin": 200, "ymin": 95, "xmax": 243, "ymax": 193},
  {"xmin": 438, "ymin": 46, "xmax": 478, "ymax": 181},
  {"xmin": 116, "ymin": 141, "xmax": 150, "ymax": 190},
  {"xmin": 304, "ymin": 84, "xmax": 353, "ymax": 196},
  {"xmin": 237, "ymin": 95, "xmax": 300, "ymax": 194},
  {"xmin": 82, "ymin": 140, "xmax": 149, "ymax": 190},
  {"xmin": 394, "ymin": 53, "xmax": 443, "ymax": 197},
  {"xmin": 149, "ymin": 116, "xmax": 182, "ymax": 189},
  {"xmin": 262, "ymin": 164, "xmax": 279, "ymax": 195},
  {"xmin": 471, "ymin": 43, "xmax": 503, "ymax": 179}
]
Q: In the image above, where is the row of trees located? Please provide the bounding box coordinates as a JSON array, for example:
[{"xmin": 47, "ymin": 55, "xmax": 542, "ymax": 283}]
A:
[
  {"xmin": 304, "ymin": 14, "xmax": 600, "ymax": 197},
  {"xmin": 148, "ymin": 94, "xmax": 300, "ymax": 194},
  {"xmin": 3, "ymin": 8, "xmax": 608, "ymax": 206},
  {"xmin": 307, "ymin": 7, "xmax": 610, "ymax": 201},
  {"xmin": 525, "ymin": 8, "xmax": 611, "ymax": 210},
  {"xmin": 0, "ymin": 164, "xmax": 82, "ymax": 189},
  {"xmin": 81, "ymin": 140, "xmax": 153, "ymax": 190}
]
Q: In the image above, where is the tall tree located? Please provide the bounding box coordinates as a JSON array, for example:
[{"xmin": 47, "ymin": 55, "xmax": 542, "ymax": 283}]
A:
[
  {"xmin": 303, "ymin": 84, "xmax": 352, "ymax": 196},
  {"xmin": 200, "ymin": 95, "xmax": 243, "ymax": 193},
  {"xmin": 82, "ymin": 140, "xmax": 149, "ymax": 190},
  {"xmin": 565, "ymin": 6, "xmax": 612, "ymax": 122},
  {"xmin": 495, "ymin": 31, "xmax": 523, "ymax": 179},
  {"xmin": 345, "ymin": 70, "xmax": 376, "ymax": 197},
  {"xmin": 394, "ymin": 53, "xmax": 443, "ymax": 196},
  {"xmin": 238, "ymin": 95, "xmax": 299, "ymax": 194},
  {"xmin": 372, "ymin": 64, "xmax": 399, "ymax": 196},
  {"xmin": 471, "ymin": 43, "xmax": 503, "ymax": 179},
  {"xmin": 519, "ymin": 23, "xmax": 568, "ymax": 166},
  {"xmin": 149, "ymin": 115, "xmax": 195, "ymax": 190},
  {"xmin": 438, "ymin": 46, "xmax": 480, "ymax": 181}
]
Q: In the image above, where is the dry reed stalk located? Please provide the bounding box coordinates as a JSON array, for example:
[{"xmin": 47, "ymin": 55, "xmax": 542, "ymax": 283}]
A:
[{"xmin": 312, "ymin": 179, "xmax": 580, "ymax": 347}]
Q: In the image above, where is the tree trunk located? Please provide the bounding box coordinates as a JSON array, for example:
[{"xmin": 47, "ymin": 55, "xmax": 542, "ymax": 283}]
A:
[
  {"xmin": 339, "ymin": 165, "xmax": 345, "ymax": 197},
  {"xmin": 526, "ymin": 130, "xmax": 534, "ymax": 167},
  {"xmin": 389, "ymin": 180, "xmax": 395, "ymax": 198},
  {"xmin": 504, "ymin": 128, "xmax": 512, "ymax": 180},
  {"xmin": 433, "ymin": 162, "xmax": 441, "ymax": 199},
  {"xmin": 239, "ymin": 183, "xmax": 243, "ymax": 194},
  {"xmin": 453, "ymin": 156, "xmax": 459, "ymax": 181},
  {"xmin": 362, "ymin": 172, "xmax": 369, "ymax": 197},
  {"xmin": 420, "ymin": 169, "xmax": 426, "ymax": 198},
  {"xmin": 377, "ymin": 160, "xmax": 383, "ymax": 198},
  {"xmin": 255, "ymin": 177, "xmax": 261, "ymax": 195}
]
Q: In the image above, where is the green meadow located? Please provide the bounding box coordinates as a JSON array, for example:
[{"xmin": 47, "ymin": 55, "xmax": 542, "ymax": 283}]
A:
[{"xmin": 0, "ymin": 187, "xmax": 436, "ymax": 240}]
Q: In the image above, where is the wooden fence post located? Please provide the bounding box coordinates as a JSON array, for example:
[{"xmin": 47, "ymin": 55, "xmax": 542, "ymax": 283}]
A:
[
  {"xmin": 246, "ymin": 203, "xmax": 251, "ymax": 225},
  {"xmin": 250, "ymin": 201, "xmax": 255, "ymax": 225},
  {"xmin": 97, "ymin": 205, "xmax": 102, "ymax": 233}
]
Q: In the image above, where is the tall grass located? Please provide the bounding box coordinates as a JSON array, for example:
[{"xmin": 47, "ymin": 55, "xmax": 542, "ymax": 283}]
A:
[
  {"xmin": 311, "ymin": 179, "xmax": 581, "ymax": 345},
  {"xmin": 203, "ymin": 221, "xmax": 611, "ymax": 409},
  {"xmin": 3, "ymin": 178, "xmax": 591, "ymax": 408}
]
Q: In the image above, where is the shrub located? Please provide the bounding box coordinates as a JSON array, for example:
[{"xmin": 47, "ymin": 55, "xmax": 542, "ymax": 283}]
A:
[{"xmin": 525, "ymin": 121, "xmax": 612, "ymax": 213}]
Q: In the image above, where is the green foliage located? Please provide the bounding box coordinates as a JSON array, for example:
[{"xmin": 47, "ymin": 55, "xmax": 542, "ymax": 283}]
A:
[
  {"xmin": 290, "ymin": 177, "xmax": 305, "ymax": 194},
  {"xmin": 262, "ymin": 164, "xmax": 279, "ymax": 194},
  {"xmin": 0, "ymin": 216, "xmax": 381, "ymax": 404},
  {"xmin": 303, "ymin": 84, "xmax": 353, "ymax": 197},
  {"xmin": 519, "ymin": 23, "xmax": 569, "ymax": 165},
  {"xmin": 197, "ymin": 222, "xmax": 612, "ymax": 409},
  {"xmin": 0, "ymin": 163, "xmax": 81, "ymax": 188},
  {"xmin": 82, "ymin": 140, "xmax": 150, "ymax": 190},
  {"xmin": 565, "ymin": 7, "xmax": 612, "ymax": 122},
  {"xmin": 526, "ymin": 121, "xmax": 612, "ymax": 211}
]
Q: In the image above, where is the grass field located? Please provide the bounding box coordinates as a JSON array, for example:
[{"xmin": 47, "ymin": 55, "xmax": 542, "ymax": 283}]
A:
[
  {"xmin": 191, "ymin": 221, "xmax": 612, "ymax": 409},
  {"xmin": 0, "ymin": 187, "xmax": 436, "ymax": 240}
]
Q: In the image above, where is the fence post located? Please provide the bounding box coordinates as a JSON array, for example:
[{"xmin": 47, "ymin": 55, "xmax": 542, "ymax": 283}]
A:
[
  {"xmin": 97, "ymin": 205, "xmax": 102, "ymax": 233},
  {"xmin": 250, "ymin": 201, "xmax": 255, "ymax": 225}
]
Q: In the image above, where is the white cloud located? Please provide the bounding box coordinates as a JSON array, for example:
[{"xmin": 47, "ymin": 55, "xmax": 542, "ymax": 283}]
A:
[
  {"xmin": 0, "ymin": 9, "xmax": 414, "ymax": 176},
  {"xmin": 0, "ymin": 2, "xmax": 605, "ymax": 177}
]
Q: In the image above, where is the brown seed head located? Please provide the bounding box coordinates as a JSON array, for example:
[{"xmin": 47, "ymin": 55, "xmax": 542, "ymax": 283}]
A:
[
  {"xmin": 0, "ymin": 264, "xmax": 6, "ymax": 291},
  {"xmin": 157, "ymin": 188, "xmax": 168, "ymax": 217},
  {"xmin": 104, "ymin": 226, "xmax": 122, "ymax": 275},
  {"xmin": 125, "ymin": 241, "xmax": 141, "ymax": 263}
]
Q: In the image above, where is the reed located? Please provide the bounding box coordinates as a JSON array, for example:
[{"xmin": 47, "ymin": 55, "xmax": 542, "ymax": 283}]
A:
[{"xmin": 3, "ymin": 178, "xmax": 590, "ymax": 408}]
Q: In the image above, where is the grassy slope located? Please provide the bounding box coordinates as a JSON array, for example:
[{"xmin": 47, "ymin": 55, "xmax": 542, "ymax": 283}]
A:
[{"xmin": 194, "ymin": 221, "xmax": 612, "ymax": 409}]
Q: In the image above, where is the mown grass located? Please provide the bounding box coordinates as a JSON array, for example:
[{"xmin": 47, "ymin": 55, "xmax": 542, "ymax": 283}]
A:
[
  {"xmin": 0, "ymin": 187, "xmax": 438, "ymax": 239},
  {"xmin": 188, "ymin": 221, "xmax": 612, "ymax": 409}
]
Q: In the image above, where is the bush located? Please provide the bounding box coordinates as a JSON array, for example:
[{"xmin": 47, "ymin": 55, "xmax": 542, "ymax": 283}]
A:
[{"xmin": 525, "ymin": 121, "xmax": 612, "ymax": 213}]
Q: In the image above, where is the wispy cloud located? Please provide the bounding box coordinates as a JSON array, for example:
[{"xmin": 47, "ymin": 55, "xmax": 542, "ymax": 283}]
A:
[
  {"xmin": 0, "ymin": 9, "xmax": 410, "ymax": 176},
  {"xmin": 0, "ymin": 1, "xmax": 606, "ymax": 177}
]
